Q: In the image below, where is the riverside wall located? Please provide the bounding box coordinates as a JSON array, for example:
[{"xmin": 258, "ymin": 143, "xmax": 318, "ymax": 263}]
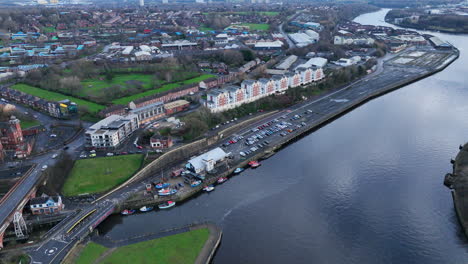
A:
[{"xmin": 117, "ymin": 48, "xmax": 459, "ymax": 212}]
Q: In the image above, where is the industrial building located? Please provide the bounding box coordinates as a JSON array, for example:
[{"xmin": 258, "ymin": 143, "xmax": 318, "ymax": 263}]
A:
[
  {"xmin": 186, "ymin": 147, "xmax": 228, "ymax": 174},
  {"xmin": 289, "ymin": 30, "xmax": 319, "ymax": 47}
]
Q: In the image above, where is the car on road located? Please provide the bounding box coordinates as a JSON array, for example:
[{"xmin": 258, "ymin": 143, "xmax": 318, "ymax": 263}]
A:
[
  {"xmin": 63, "ymin": 146, "xmax": 69, "ymax": 150},
  {"xmin": 41, "ymin": 165, "xmax": 48, "ymax": 171},
  {"xmin": 52, "ymin": 153, "xmax": 58, "ymax": 159}
]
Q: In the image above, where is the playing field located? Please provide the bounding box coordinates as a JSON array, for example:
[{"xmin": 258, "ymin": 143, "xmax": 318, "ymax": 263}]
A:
[{"xmin": 62, "ymin": 154, "xmax": 143, "ymax": 196}]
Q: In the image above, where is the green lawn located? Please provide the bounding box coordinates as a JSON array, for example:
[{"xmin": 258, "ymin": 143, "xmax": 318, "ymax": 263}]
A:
[
  {"xmin": 238, "ymin": 23, "xmax": 270, "ymax": 31},
  {"xmin": 42, "ymin": 26, "xmax": 56, "ymax": 33},
  {"xmin": 74, "ymin": 243, "xmax": 107, "ymax": 264},
  {"xmin": 62, "ymin": 154, "xmax": 143, "ymax": 196},
  {"xmin": 20, "ymin": 119, "xmax": 40, "ymax": 129},
  {"xmin": 199, "ymin": 26, "xmax": 215, "ymax": 32},
  {"xmin": 11, "ymin": 84, "xmax": 105, "ymax": 113},
  {"xmin": 80, "ymin": 73, "xmax": 157, "ymax": 97},
  {"xmin": 74, "ymin": 228, "xmax": 210, "ymax": 264},
  {"xmin": 112, "ymin": 74, "xmax": 215, "ymax": 105}
]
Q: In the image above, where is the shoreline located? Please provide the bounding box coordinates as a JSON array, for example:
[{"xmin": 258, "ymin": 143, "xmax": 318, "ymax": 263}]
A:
[
  {"xmin": 445, "ymin": 144, "xmax": 468, "ymax": 239},
  {"xmin": 117, "ymin": 46, "xmax": 459, "ymax": 212}
]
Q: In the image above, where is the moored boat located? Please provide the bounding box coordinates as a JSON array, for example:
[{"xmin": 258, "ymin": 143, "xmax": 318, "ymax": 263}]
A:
[
  {"xmin": 248, "ymin": 160, "xmax": 261, "ymax": 168},
  {"xmin": 158, "ymin": 201, "xmax": 176, "ymax": 209},
  {"xmin": 217, "ymin": 177, "xmax": 228, "ymax": 184},
  {"xmin": 203, "ymin": 185, "xmax": 215, "ymax": 192},
  {"xmin": 233, "ymin": 168, "xmax": 244, "ymax": 174},
  {"xmin": 139, "ymin": 206, "xmax": 153, "ymax": 212},
  {"xmin": 155, "ymin": 182, "xmax": 170, "ymax": 189},
  {"xmin": 190, "ymin": 180, "xmax": 202, "ymax": 187},
  {"xmin": 121, "ymin": 209, "xmax": 136, "ymax": 215},
  {"xmin": 158, "ymin": 188, "xmax": 177, "ymax": 196}
]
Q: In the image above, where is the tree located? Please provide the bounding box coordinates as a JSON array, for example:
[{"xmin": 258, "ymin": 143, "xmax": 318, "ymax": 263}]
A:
[{"xmin": 59, "ymin": 76, "xmax": 82, "ymax": 95}]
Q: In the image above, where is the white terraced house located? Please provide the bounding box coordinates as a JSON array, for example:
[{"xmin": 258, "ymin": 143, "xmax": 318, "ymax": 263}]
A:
[{"xmin": 205, "ymin": 67, "xmax": 325, "ymax": 112}]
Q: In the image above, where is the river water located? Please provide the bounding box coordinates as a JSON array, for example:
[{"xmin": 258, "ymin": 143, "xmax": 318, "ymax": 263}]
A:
[{"xmin": 98, "ymin": 9, "xmax": 468, "ymax": 264}]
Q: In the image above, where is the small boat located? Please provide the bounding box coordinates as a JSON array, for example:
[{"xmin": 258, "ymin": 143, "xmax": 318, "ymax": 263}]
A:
[
  {"xmin": 158, "ymin": 201, "xmax": 176, "ymax": 209},
  {"xmin": 248, "ymin": 161, "xmax": 261, "ymax": 168},
  {"xmin": 203, "ymin": 185, "xmax": 215, "ymax": 192},
  {"xmin": 121, "ymin": 209, "xmax": 136, "ymax": 215},
  {"xmin": 158, "ymin": 188, "xmax": 177, "ymax": 196},
  {"xmin": 217, "ymin": 177, "xmax": 228, "ymax": 184},
  {"xmin": 139, "ymin": 206, "xmax": 153, "ymax": 212},
  {"xmin": 155, "ymin": 182, "xmax": 170, "ymax": 189},
  {"xmin": 233, "ymin": 168, "xmax": 244, "ymax": 174},
  {"xmin": 190, "ymin": 180, "xmax": 202, "ymax": 187}
]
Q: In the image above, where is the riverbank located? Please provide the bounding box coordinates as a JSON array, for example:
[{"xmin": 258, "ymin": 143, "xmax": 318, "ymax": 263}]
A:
[
  {"xmin": 64, "ymin": 222, "xmax": 221, "ymax": 264},
  {"xmin": 117, "ymin": 45, "xmax": 459, "ymax": 213},
  {"xmin": 445, "ymin": 144, "xmax": 468, "ymax": 238}
]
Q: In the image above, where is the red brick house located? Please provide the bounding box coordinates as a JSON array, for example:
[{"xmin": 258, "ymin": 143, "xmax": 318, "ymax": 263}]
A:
[{"xmin": 150, "ymin": 134, "xmax": 173, "ymax": 149}]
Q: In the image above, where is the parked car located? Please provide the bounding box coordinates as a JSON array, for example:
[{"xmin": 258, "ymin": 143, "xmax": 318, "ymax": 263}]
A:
[
  {"xmin": 106, "ymin": 152, "xmax": 114, "ymax": 156},
  {"xmin": 41, "ymin": 165, "xmax": 48, "ymax": 171},
  {"xmin": 89, "ymin": 153, "xmax": 96, "ymax": 158},
  {"xmin": 50, "ymin": 134, "xmax": 57, "ymax": 138},
  {"xmin": 52, "ymin": 154, "xmax": 58, "ymax": 159}
]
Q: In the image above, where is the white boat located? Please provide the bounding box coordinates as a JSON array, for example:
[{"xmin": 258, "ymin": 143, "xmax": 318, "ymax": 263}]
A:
[
  {"xmin": 158, "ymin": 201, "xmax": 176, "ymax": 209},
  {"xmin": 203, "ymin": 185, "xmax": 215, "ymax": 192},
  {"xmin": 139, "ymin": 206, "xmax": 153, "ymax": 212}
]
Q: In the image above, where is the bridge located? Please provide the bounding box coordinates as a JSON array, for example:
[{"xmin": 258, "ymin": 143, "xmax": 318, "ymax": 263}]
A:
[{"xmin": 0, "ymin": 164, "xmax": 42, "ymax": 248}]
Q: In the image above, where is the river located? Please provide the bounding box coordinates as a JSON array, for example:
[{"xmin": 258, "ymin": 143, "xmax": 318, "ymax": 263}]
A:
[{"xmin": 98, "ymin": 9, "xmax": 468, "ymax": 264}]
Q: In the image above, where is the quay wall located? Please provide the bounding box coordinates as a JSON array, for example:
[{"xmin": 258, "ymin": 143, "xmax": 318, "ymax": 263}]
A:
[
  {"xmin": 95, "ymin": 111, "xmax": 278, "ymax": 204},
  {"xmin": 117, "ymin": 48, "xmax": 459, "ymax": 212}
]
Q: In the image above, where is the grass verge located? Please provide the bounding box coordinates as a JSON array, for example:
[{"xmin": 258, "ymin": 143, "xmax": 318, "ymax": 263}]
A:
[
  {"xmin": 20, "ymin": 119, "xmax": 40, "ymax": 129},
  {"xmin": 62, "ymin": 154, "xmax": 143, "ymax": 196},
  {"xmin": 74, "ymin": 228, "xmax": 210, "ymax": 264},
  {"xmin": 11, "ymin": 84, "xmax": 105, "ymax": 113}
]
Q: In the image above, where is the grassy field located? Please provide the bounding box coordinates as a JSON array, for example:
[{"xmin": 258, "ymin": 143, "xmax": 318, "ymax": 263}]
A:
[
  {"xmin": 62, "ymin": 154, "xmax": 143, "ymax": 196},
  {"xmin": 112, "ymin": 74, "xmax": 215, "ymax": 105},
  {"xmin": 80, "ymin": 73, "xmax": 157, "ymax": 97},
  {"xmin": 11, "ymin": 84, "xmax": 105, "ymax": 113},
  {"xmin": 238, "ymin": 23, "xmax": 270, "ymax": 31},
  {"xmin": 74, "ymin": 243, "xmax": 107, "ymax": 264},
  {"xmin": 42, "ymin": 26, "xmax": 56, "ymax": 33},
  {"xmin": 20, "ymin": 119, "xmax": 40, "ymax": 129},
  {"xmin": 74, "ymin": 228, "xmax": 210, "ymax": 264}
]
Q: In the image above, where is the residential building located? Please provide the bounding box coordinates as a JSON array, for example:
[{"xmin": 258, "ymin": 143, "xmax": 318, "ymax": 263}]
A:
[
  {"xmin": 85, "ymin": 114, "xmax": 139, "ymax": 149},
  {"xmin": 30, "ymin": 195, "xmax": 64, "ymax": 215},
  {"xmin": 129, "ymin": 101, "xmax": 165, "ymax": 125}
]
